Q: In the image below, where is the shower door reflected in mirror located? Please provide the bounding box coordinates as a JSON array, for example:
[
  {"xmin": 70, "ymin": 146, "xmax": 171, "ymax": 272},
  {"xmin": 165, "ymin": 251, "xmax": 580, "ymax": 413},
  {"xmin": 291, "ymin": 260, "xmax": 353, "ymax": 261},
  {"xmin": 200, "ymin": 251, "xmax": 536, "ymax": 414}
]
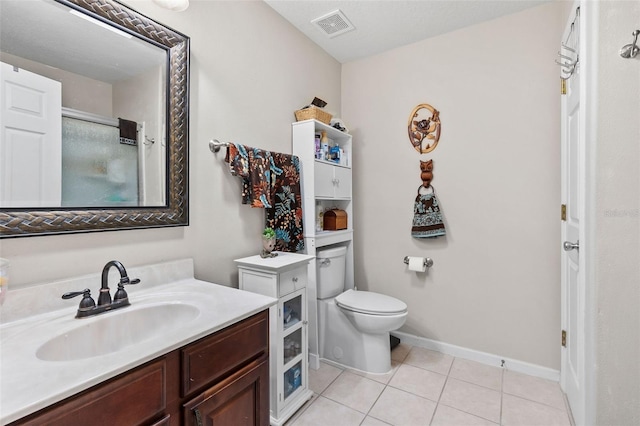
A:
[{"xmin": 62, "ymin": 117, "xmax": 139, "ymax": 207}]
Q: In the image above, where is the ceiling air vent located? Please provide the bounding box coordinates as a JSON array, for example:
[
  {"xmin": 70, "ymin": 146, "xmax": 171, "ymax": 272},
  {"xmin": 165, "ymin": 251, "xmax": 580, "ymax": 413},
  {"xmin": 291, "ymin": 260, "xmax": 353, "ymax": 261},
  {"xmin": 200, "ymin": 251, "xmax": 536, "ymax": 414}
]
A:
[{"xmin": 311, "ymin": 9, "xmax": 355, "ymax": 38}]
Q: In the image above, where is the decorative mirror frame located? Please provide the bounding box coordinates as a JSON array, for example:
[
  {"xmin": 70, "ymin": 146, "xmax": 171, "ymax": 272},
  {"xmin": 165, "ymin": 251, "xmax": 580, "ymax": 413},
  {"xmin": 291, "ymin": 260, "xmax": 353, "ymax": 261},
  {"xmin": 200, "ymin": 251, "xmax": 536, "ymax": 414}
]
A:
[{"xmin": 0, "ymin": 0, "xmax": 189, "ymax": 238}]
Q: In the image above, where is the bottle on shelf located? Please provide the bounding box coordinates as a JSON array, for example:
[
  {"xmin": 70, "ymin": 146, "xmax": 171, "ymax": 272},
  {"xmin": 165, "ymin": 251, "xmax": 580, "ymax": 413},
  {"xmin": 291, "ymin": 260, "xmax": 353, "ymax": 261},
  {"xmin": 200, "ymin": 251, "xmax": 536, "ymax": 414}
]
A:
[
  {"xmin": 315, "ymin": 202, "xmax": 324, "ymax": 232},
  {"xmin": 330, "ymin": 142, "xmax": 341, "ymax": 163},
  {"xmin": 320, "ymin": 131, "xmax": 329, "ymax": 161},
  {"xmin": 314, "ymin": 133, "xmax": 321, "ymax": 159}
]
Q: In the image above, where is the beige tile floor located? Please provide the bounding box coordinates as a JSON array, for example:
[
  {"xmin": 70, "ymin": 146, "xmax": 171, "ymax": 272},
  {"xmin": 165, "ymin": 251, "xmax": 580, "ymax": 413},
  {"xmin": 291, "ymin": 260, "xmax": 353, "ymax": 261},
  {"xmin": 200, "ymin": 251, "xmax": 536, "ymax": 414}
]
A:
[{"xmin": 287, "ymin": 343, "xmax": 574, "ymax": 426}]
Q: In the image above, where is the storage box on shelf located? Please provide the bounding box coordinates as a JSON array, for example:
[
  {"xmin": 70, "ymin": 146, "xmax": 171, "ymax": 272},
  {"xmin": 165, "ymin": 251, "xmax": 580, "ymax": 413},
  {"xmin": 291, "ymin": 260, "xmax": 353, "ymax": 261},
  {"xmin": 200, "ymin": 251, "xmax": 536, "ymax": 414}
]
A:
[
  {"xmin": 323, "ymin": 209, "xmax": 347, "ymax": 231},
  {"xmin": 294, "ymin": 106, "xmax": 332, "ymax": 125}
]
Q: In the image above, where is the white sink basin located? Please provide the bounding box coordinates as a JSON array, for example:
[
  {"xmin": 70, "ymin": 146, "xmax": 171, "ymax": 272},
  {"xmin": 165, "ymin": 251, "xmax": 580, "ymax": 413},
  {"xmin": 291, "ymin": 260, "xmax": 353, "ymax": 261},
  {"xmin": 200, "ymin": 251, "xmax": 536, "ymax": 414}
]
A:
[{"xmin": 36, "ymin": 303, "xmax": 200, "ymax": 362}]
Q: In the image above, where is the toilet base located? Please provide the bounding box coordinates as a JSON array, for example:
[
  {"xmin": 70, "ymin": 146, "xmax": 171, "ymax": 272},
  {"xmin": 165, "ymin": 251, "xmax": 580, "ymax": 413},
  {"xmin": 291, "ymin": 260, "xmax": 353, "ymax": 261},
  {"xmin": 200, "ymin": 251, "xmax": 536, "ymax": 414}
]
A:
[{"xmin": 318, "ymin": 299, "xmax": 392, "ymax": 374}]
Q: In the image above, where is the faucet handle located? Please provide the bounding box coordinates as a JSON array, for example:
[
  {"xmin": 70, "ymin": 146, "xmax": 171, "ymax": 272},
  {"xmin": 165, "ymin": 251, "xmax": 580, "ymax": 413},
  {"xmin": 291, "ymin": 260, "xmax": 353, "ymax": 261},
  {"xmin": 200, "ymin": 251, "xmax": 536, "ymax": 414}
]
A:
[
  {"xmin": 114, "ymin": 277, "xmax": 141, "ymax": 302},
  {"xmin": 62, "ymin": 288, "xmax": 96, "ymax": 309}
]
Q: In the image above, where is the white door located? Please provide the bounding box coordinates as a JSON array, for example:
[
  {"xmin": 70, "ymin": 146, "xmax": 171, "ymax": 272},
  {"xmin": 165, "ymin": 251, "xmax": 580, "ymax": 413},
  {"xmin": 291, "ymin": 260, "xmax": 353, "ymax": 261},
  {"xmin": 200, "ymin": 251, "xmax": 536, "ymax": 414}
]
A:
[
  {"xmin": 560, "ymin": 5, "xmax": 585, "ymax": 425},
  {"xmin": 0, "ymin": 62, "xmax": 62, "ymax": 207}
]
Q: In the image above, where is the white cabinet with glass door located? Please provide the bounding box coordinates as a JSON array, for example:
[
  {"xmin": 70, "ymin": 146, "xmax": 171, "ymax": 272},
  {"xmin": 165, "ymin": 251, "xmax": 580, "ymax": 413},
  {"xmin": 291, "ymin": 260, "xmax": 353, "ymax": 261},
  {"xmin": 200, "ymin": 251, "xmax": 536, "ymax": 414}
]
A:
[{"xmin": 235, "ymin": 252, "xmax": 314, "ymax": 426}]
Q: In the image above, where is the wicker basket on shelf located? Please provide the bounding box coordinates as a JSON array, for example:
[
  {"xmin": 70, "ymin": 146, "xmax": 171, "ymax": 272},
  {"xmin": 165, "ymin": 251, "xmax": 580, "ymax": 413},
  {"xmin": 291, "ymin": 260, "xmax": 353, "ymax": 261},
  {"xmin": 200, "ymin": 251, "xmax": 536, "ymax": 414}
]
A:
[{"xmin": 294, "ymin": 106, "xmax": 332, "ymax": 125}]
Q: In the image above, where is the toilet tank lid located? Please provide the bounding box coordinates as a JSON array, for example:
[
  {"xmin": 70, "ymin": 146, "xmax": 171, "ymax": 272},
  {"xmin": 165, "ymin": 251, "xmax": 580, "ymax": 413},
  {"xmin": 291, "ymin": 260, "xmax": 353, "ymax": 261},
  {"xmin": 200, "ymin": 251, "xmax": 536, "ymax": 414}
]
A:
[
  {"xmin": 316, "ymin": 246, "xmax": 347, "ymax": 259},
  {"xmin": 336, "ymin": 289, "xmax": 407, "ymax": 315}
]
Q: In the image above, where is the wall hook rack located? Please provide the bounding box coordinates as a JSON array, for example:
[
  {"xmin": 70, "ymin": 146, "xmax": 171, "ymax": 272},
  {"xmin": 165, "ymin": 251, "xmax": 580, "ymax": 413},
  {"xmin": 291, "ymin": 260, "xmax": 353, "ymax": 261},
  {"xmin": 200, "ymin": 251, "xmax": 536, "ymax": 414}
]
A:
[
  {"xmin": 620, "ymin": 30, "xmax": 640, "ymax": 59},
  {"xmin": 556, "ymin": 7, "xmax": 580, "ymax": 81}
]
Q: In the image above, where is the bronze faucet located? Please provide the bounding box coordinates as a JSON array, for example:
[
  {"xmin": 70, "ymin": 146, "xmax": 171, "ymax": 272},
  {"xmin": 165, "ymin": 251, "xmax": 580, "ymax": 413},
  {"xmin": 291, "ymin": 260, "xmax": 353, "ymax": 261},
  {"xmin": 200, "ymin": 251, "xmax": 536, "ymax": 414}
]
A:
[{"xmin": 62, "ymin": 260, "xmax": 140, "ymax": 318}]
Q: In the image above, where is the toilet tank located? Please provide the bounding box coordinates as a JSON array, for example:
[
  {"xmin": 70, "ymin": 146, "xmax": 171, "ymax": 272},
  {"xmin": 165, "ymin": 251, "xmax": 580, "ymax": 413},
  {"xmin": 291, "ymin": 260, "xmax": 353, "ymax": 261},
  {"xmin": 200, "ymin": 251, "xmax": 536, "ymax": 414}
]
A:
[{"xmin": 316, "ymin": 246, "xmax": 347, "ymax": 299}]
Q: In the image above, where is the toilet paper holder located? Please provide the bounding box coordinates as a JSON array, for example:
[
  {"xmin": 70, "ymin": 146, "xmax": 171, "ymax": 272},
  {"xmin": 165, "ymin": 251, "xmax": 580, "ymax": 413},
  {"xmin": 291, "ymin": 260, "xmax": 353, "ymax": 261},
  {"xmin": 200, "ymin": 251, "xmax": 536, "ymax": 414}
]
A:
[{"xmin": 403, "ymin": 256, "xmax": 434, "ymax": 268}]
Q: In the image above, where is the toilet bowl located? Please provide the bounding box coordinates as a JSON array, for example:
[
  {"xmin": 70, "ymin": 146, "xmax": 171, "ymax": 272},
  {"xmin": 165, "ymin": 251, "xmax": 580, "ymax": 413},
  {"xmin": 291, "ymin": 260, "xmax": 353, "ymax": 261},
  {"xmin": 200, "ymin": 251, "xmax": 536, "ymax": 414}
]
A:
[
  {"xmin": 336, "ymin": 289, "xmax": 408, "ymax": 333},
  {"xmin": 316, "ymin": 246, "xmax": 408, "ymax": 374}
]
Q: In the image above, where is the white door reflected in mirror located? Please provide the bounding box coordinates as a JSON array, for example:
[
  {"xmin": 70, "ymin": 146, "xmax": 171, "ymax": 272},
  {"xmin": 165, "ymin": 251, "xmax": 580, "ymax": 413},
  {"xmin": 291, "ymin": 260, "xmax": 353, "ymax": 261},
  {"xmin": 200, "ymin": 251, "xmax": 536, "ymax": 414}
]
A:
[{"xmin": 0, "ymin": 63, "xmax": 62, "ymax": 207}]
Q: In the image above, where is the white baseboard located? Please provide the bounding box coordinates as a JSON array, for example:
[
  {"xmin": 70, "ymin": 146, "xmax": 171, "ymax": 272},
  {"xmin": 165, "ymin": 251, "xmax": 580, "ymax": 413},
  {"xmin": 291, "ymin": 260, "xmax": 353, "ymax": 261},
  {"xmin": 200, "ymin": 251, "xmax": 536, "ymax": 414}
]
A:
[{"xmin": 391, "ymin": 331, "xmax": 560, "ymax": 382}]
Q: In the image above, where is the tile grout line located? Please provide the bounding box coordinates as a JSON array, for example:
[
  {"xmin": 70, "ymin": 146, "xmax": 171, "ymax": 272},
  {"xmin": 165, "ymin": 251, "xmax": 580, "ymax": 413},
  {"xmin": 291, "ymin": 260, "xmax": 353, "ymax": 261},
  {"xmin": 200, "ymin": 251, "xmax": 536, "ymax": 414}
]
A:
[
  {"xmin": 296, "ymin": 364, "xmax": 347, "ymax": 424},
  {"xmin": 361, "ymin": 355, "xmax": 403, "ymax": 425},
  {"xmin": 429, "ymin": 356, "xmax": 455, "ymax": 426}
]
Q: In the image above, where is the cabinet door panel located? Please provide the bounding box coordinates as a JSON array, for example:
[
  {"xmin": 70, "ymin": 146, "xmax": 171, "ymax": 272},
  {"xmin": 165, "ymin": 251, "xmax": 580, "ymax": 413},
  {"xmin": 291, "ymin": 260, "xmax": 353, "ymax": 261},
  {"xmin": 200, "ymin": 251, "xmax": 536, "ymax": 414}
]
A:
[
  {"xmin": 183, "ymin": 358, "xmax": 269, "ymax": 426},
  {"xmin": 333, "ymin": 166, "xmax": 352, "ymax": 199},
  {"xmin": 314, "ymin": 161, "xmax": 335, "ymax": 198}
]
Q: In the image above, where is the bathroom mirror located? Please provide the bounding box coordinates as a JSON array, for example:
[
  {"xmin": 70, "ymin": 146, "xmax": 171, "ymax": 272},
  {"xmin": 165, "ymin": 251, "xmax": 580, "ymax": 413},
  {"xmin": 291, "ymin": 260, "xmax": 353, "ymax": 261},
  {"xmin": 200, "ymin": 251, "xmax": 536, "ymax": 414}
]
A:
[{"xmin": 0, "ymin": 0, "xmax": 189, "ymax": 237}]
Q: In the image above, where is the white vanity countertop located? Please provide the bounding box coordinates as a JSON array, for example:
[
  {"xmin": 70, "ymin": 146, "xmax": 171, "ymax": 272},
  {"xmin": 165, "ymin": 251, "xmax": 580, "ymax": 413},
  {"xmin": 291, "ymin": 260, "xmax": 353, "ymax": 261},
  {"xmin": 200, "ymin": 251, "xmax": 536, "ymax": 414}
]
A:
[{"xmin": 0, "ymin": 259, "xmax": 276, "ymax": 425}]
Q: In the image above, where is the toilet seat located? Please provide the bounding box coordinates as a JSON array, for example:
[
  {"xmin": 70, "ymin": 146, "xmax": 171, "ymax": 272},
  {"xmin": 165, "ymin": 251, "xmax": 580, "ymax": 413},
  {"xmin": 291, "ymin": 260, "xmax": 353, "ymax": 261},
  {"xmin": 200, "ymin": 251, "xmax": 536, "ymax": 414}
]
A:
[{"xmin": 335, "ymin": 289, "xmax": 407, "ymax": 316}]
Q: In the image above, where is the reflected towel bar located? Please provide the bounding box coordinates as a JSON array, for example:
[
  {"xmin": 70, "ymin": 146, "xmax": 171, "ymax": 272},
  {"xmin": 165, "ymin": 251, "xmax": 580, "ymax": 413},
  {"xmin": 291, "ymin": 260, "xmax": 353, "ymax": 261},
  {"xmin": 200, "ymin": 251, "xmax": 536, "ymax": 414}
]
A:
[{"xmin": 209, "ymin": 139, "xmax": 230, "ymax": 153}]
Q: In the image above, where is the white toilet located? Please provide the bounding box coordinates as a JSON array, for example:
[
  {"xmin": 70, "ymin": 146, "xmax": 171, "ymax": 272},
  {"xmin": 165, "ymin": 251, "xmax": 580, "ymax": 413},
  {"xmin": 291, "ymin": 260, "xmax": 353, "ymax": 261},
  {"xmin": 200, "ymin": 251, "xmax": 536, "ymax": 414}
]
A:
[{"xmin": 316, "ymin": 246, "xmax": 408, "ymax": 374}]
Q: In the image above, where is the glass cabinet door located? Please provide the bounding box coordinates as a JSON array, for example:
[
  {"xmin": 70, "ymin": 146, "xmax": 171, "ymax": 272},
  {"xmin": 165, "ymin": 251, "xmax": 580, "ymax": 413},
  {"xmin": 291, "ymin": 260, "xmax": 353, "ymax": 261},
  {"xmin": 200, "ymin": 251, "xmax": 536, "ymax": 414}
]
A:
[
  {"xmin": 284, "ymin": 328, "xmax": 302, "ymax": 365},
  {"xmin": 282, "ymin": 292, "xmax": 302, "ymax": 331},
  {"xmin": 280, "ymin": 288, "xmax": 306, "ymax": 407}
]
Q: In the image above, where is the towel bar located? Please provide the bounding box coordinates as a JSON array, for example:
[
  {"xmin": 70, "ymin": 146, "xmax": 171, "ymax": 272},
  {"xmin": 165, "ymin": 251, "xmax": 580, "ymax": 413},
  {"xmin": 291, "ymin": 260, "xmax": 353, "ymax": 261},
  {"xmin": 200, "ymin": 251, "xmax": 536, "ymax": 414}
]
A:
[{"xmin": 209, "ymin": 139, "xmax": 229, "ymax": 153}]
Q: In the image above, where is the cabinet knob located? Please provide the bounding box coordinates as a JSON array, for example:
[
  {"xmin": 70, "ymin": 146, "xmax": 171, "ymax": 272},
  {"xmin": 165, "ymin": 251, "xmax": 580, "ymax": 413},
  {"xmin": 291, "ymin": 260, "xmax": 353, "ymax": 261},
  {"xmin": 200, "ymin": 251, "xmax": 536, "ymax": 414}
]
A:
[{"xmin": 292, "ymin": 277, "xmax": 298, "ymax": 283}]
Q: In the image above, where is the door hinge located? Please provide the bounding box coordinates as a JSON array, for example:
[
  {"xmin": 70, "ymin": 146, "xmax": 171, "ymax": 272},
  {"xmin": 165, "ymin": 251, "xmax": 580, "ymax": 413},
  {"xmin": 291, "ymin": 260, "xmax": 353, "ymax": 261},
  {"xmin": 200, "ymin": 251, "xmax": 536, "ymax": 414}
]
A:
[
  {"xmin": 561, "ymin": 78, "xmax": 567, "ymax": 95},
  {"xmin": 561, "ymin": 204, "xmax": 567, "ymax": 221},
  {"xmin": 562, "ymin": 330, "xmax": 567, "ymax": 347}
]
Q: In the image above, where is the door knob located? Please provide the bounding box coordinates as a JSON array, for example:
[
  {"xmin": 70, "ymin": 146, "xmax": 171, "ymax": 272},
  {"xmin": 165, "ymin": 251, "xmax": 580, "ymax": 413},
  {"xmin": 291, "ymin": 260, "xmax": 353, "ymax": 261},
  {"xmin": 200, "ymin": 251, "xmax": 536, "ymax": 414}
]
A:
[{"xmin": 563, "ymin": 240, "xmax": 579, "ymax": 251}]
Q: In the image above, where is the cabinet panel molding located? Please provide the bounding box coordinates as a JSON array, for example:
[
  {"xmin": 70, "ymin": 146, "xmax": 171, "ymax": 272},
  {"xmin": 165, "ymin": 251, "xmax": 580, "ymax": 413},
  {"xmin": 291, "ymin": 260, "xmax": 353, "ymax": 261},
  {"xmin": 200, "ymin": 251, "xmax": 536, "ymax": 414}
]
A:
[{"xmin": 13, "ymin": 358, "xmax": 167, "ymax": 426}]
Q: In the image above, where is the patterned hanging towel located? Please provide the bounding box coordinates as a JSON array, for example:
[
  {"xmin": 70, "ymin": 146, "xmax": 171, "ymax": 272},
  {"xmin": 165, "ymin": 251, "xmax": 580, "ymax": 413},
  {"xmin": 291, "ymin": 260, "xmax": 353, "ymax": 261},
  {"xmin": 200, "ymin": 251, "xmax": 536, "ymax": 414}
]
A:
[
  {"xmin": 266, "ymin": 152, "xmax": 305, "ymax": 252},
  {"xmin": 225, "ymin": 143, "xmax": 273, "ymax": 208},
  {"xmin": 411, "ymin": 185, "xmax": 446, "ymax": 238}
]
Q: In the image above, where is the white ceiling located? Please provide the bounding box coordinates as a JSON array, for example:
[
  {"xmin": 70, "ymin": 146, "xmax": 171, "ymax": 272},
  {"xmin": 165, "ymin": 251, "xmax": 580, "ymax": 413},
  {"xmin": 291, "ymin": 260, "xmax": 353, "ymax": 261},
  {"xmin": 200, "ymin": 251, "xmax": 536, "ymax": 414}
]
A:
[{"xmin": 264, "ymin": 0, "xmax": 550, "ymax": 63}]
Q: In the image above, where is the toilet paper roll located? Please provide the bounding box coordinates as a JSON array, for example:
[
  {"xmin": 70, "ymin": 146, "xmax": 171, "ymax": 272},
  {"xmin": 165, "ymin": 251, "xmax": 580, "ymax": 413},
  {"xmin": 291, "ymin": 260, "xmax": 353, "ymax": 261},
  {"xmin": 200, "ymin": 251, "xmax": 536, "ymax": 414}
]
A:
[{"xmin": 407, "ymin": 256, "xmax": 426, "ymax": 272}]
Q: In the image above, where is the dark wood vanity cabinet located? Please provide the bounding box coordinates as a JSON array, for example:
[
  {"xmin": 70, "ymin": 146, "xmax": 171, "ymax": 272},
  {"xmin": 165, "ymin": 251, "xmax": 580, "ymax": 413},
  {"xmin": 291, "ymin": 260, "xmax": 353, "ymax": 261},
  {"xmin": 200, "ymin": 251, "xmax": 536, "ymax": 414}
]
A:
[
  {"xmin": 183, "ymin": 358, "xmax": 269, "ymax": 426},
  {"xmin": 11, "ymin": 311, "xmax": 269, "ymax": 426}
]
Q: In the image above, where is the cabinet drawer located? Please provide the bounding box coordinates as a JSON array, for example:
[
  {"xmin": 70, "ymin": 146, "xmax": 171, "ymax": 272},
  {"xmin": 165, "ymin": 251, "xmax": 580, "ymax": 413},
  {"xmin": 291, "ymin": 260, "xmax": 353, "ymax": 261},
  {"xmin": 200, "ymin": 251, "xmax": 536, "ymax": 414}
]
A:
[
  {"xmin": 181, "ymin": 311, "xmax": 268, "ymax": 397},
  {"xmin": 14, "ymin": 358, "xmax": 167, "ymax": 426},
  {"xmin": 239, "ymin": 269, "xmax": 278, "ymax": 298},
  {"xmin": 279, "ymin": 267, "xmax": 307, "ymax": 297}
]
